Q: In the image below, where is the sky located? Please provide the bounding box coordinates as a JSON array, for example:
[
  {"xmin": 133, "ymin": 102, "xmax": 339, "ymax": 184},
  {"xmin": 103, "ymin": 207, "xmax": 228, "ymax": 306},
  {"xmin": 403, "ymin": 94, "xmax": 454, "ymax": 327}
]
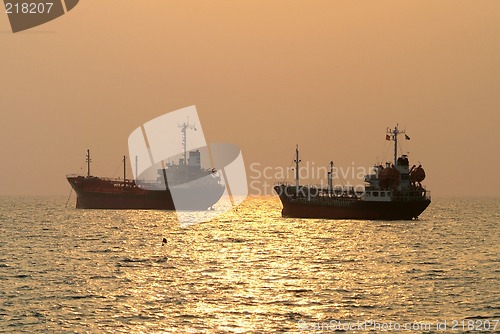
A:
[{"xmin": 0, "ymin": 0, "xmax": 499, "ymax": 197}]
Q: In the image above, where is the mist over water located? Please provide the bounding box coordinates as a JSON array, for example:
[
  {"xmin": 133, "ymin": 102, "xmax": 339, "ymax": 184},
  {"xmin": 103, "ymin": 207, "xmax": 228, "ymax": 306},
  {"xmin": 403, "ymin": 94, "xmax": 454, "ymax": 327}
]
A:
[{"xmin": 0, "ymin": 196, "xmax": 498, "ymax": 332}]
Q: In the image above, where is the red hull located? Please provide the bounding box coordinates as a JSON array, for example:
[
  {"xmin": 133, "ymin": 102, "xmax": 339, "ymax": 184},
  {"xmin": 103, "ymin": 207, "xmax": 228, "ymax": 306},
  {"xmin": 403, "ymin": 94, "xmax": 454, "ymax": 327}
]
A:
[{"xmin": 67, "ymin": 176, "xmax": 224, "ymax": 210}]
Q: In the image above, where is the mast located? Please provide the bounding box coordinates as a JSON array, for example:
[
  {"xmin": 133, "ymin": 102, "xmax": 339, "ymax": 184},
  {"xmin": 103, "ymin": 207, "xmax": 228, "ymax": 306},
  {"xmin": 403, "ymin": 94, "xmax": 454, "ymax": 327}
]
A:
[
  {"xmin": 328, "ymin": 161, "xmax": 333, "ymax": 195},
  {"xmin": 135, "ymin": 156, "xmax": 138, "ymax": 180},
  {"xmin": 123, "ymin": 155, "xmax": 126, "ymax": 181},
  {"xmin": 178, "ymin": 117, "xmax": 197, "ymax": 165},
  {"xmin": 294, "ymin": 145, "xmax": 301, "ymax": 195},
  {"xmin": 86, "ymin": 149, "xmax": 91, "ymax": 177},
  {"xmin": 393, "ymin": 126, "xmax": 399, "ymax": 165},
  {"xmin": 387, "ymin": 125, "xmax": 405, "ymax": 165}
]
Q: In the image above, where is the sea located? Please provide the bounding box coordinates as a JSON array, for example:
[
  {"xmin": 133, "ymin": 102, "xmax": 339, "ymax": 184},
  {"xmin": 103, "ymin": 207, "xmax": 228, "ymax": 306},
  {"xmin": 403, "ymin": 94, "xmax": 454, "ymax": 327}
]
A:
[{"xmin": 0, "ymin": 196, "xmax": 499, "ymax": 333}]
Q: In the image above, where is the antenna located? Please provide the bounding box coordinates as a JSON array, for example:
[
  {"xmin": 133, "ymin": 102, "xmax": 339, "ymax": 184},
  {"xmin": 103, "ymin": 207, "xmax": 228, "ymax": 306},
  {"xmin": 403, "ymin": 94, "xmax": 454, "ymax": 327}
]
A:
[
  {"xmin": 178, "ymin": 117, "xmax": 197, "ymax": 165},
  {"xmin": 86, "ymin": 149, "xmax": 91, "ymax": 177}
]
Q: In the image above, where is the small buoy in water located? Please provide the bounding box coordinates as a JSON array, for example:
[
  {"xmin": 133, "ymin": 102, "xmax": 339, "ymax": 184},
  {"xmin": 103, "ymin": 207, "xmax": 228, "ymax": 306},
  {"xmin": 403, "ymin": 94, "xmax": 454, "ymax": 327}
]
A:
[{"xmin": 162, "ymin": 237, "xmax": 167, "ymax": 246}]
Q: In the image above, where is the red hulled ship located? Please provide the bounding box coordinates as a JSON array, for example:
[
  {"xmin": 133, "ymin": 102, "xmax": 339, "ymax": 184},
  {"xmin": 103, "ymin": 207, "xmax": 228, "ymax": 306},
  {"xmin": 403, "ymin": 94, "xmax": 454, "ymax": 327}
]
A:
[
  {"xmin": 67, "ymin": 120, "xmax": 225, "ymax": 210},
  {"xmin": 67, "ymin": 150, "xmax": 225, "ymax": 210},
  {"xmin": 274, "ymin": 126, "xmax": 431, "ymax": 220}
]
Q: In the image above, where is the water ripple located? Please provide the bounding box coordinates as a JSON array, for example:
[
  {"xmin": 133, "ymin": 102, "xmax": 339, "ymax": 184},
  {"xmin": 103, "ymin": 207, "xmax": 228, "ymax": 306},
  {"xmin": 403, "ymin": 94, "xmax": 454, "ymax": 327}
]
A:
[{"xmin": 0, "ymin": 196, "xmax": 498, "ymax": 332}]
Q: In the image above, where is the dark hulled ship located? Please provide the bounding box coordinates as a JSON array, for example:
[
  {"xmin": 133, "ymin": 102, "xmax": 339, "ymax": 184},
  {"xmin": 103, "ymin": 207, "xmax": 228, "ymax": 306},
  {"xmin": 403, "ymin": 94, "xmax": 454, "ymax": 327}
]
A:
[{"xmin": 274, "ymin": 126, "xmax": 431, "ymax": 220}]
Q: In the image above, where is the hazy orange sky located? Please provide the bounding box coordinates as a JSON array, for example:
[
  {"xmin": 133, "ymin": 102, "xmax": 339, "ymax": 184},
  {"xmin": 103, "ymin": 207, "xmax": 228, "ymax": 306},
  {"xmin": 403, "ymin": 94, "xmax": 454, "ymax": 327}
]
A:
[{"xmin": 1, "ymin": 0, "xmax": 499, "ymax": 197}]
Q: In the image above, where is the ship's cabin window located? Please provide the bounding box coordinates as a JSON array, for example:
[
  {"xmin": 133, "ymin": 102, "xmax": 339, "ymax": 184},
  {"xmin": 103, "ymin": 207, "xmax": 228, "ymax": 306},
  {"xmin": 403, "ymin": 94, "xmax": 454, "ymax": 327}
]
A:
[
  {"xmin": 373, "ymin": 191, "xmax": 379, "ymax": 197},
  {"xmin": 366, "ymin": 192, "xmax": 371, "ymax": 197},
  {"xmin": 381, "ymin": 192, "xmax": 385, "ymax": 197}
]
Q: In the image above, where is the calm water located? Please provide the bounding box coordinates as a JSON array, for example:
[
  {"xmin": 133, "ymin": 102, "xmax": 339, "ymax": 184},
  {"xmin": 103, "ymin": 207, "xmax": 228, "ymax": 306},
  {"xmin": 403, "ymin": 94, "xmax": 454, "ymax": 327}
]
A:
[{"xmin": 0, "ymin": 196, "xmax": 499, "ymax": 333}]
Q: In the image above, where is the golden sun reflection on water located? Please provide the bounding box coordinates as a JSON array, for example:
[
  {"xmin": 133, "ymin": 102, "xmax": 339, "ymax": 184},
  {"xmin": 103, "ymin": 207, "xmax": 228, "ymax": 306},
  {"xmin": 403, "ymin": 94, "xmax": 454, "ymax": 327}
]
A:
[{"xmin": 1, "ymin": 196, "xmax": 498, "ymax": 332}]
